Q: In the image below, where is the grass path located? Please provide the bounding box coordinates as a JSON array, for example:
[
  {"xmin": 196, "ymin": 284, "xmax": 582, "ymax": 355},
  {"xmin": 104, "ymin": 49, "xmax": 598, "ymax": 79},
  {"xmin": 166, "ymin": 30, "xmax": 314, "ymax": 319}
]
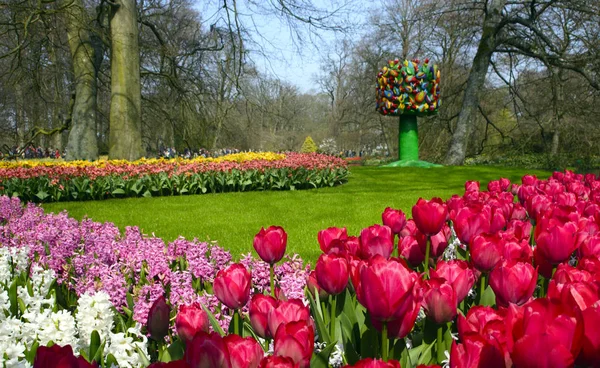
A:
[{"xmin": 42, "ymin": 166, "xmax": 550, "ymax": 263}]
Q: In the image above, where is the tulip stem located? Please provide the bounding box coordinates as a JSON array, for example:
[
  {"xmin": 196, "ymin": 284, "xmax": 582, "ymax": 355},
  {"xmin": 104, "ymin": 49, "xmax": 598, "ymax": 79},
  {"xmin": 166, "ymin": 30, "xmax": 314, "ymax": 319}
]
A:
[
  {"xmin": 479, "ymin": 274, "xmax": 486, "ymax": 305},
  {"xmin": 330, "ymin": 294, "xmax": 337, "ymax": 343},
  {"xmin": 263, "ymin": 338, "xmax": 270, "ymax": 352},
  {"xmin": 269, "ymin": 264, "xmax": 275, "ymax": 297},
  {"xmin": 436, "ymin": 324, "xmax": 445, "ymax": 364},
  {"xmin": 381, "ymin": 322, "xmax": 389, "ymax": 361},
  {"xmin": 424, "ymin": 236, "xmax": 431, "ymax": 278},
  {"xmin": 234, "ymin": 310, "xmax": 241, "ymax": 336}
]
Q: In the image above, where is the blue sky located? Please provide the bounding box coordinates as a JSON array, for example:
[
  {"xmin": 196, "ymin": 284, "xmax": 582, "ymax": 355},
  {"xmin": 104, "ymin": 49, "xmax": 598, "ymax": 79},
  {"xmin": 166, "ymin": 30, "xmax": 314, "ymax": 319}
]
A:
[{"xmin": 196, "ymin": 1, "xmax": 369, "ymax": 93}]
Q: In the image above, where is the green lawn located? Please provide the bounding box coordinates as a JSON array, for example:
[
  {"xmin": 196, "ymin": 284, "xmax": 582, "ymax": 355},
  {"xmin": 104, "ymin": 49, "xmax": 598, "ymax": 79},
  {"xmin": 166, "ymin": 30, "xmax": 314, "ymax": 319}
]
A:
[{"xmin": 41, "ymin": 166, "xmax": 550, "ymax": 264}]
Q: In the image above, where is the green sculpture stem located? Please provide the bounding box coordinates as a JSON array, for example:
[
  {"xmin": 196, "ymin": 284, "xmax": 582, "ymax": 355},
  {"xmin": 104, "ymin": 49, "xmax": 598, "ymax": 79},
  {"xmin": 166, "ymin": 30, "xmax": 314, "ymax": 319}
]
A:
[{"xmin": 399, "ymin": 115, "xmax": 419, "ymax": 161}]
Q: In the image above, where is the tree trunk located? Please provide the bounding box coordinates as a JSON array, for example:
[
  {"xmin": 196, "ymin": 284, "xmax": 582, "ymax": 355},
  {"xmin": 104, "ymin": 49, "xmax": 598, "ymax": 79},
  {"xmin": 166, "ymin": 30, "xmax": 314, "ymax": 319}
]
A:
[
  {"xmin": 108, "ymin": 0, "xmax": 143, "ymax": 160},
  {"xmin": 444, "ymin": 0, "xmax": 506, "ymax": 165},
  {"xmin": 550, "ymin": 67, "xmax": 563, "ymax": 156},
  {"xmin": 63, "ymin": 0, "xmax": 99, "ymax": 161}
]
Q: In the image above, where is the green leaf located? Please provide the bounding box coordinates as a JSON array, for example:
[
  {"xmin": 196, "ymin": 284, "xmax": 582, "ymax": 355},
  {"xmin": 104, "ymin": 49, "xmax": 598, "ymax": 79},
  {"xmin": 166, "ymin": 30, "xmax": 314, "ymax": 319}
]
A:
[
  {"xmin": 360, "ymin": 327, "xmax": 379, "ymax": 359},
  {"xmin": 481, "ymin": 285, "xmax": 496, "ymax": 307},
  {"xmin": 310, "ymin": 342, "xmax": 337, "ymax": 368},
  {"xmin": 36, "ymin": 190, "xmax": 49, "ymax": 201},
  {"xmin": 9, "ymin": 279, "xmax": 17, "ymax": 316},
  {"xmin": 306, "ymin": 287, "xmax": 331, "ymax": 344},
  {"xmin": 89, "ymin": 330, "xmax": 101, "ymax": 360},
  {"xmin": 416, "ymin": 341, "xmax": 435, "ymax": 365},
  {"xmin": 112, "ymin": 188, "xmax": 125, "ymax": 195},
  {"xmin": 201, "ymin": 304, "xmax": 226, "ymax": 336},
  {"xmin": 143, "ymin": 190, "xmax": 152, "ymax": 198},
  {"xmin": 167, "ymin": 340, "xmax": 186, "ymax": 360},
  {"xmin": 92, "ymin": 341, "xmax": 106, "ymax": 363}
]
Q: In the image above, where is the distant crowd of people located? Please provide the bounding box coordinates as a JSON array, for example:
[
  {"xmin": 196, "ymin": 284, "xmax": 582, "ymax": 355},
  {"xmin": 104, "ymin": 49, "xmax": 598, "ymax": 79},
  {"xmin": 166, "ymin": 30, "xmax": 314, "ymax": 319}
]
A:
[
  {"xmin": 0, "ymin": 145, "xmax": 62, "ymax": 160},
  {"xmin": 158, "ymin": 146, "xmax": 242, "ymax": 159}
]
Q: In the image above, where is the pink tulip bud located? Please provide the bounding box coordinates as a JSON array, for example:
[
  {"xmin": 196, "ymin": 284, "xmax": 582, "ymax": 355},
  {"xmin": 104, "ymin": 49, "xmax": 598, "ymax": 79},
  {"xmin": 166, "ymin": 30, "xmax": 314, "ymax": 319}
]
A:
[
  {"xmin": 175, "ymin": 303, "xmax": 209, "ymax": 344},
  {"xmin": 214, "ymin": 263, "xmax": 251, "ymax": 310},
  {"xmin": 254, "ymin": 226, "xmax": 287, "ymax": 264},
  {"xmin": 412, "ymin": 198, "xmax": 448, "ymax": 236}
]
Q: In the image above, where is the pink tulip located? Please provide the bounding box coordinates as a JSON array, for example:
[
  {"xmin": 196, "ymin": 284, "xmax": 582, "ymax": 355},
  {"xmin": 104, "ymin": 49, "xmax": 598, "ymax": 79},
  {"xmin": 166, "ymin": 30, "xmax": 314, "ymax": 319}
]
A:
[
  {"xmin": 175, "ymin": 303, "xmax": 209, "ymax": 344},
  {"xmin": 422, "ymin": 277, "xmax": 458, "ymax": 324},
  {"xmin": 224, "ymin": 334, "xmax": 264, "ymax": 368},
  {"xmin": 267, "ymin": 299, "xmax": 311, "ymax": 338},
  {"xmin": 382, "ymin": 207, "xmax": 407, "ymax": 235},
  {"xmin": 254, "ymin": 226, "xmax": 287, "ymax": 264},
  {"xmin": 214, "ymin": 263, "xmax": 252, "ymax": 310},
  {"xmin": 489, "ymin": 260, "xmax": 537, "ymax": 307},
  {"xmin": 249, "ymin": 294, "xmax": 278, "ymax": 339},
  {"xmin": 535, "ymin": 218, "xmax": 579, "ymax": 264},
  {"xmin": 185, "ymin": 331, "xmax": 231, "ymax": 368},
  {"xmin": 430, "ymin": 260, "xmax": 476, "ymax": 304},
  {"xmin": 412, "ymin": 197, "xmax": 448, "ymax": 236},
  {"xmin": 318, "ymin": 227, "xmax": 348, "ymax": 254},
  {"xmin": 359, "ymin": 224, "xmax": 394, "ymax": 259},
  {"xmin": 274, "ymin": 321, "xmax": 314, "ymax": 368},
  {"xmin": 315, "ymin": 254, "xmax": 349, "ymax": 295}
]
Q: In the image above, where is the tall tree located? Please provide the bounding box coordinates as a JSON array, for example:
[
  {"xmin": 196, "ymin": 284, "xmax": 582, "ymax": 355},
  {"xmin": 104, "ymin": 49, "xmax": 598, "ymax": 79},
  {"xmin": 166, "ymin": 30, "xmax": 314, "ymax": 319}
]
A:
[
  {"xmin": 63, "ymin": 0, "xmax": 99, "ymax": 160},
  {"xmin": 108, "ymin": 0, "xmax": 143, "ymax": 160}
]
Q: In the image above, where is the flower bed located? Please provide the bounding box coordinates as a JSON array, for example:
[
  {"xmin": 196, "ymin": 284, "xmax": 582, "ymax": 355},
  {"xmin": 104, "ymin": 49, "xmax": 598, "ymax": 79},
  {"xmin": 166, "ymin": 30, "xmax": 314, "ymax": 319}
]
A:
[
  {"xmin": 2, "ymin": 169, "xmax": 600, "ymax": 367},
  {"xmin": 0, "ymin": 152, "xmax": 348, "ymax": 202}
]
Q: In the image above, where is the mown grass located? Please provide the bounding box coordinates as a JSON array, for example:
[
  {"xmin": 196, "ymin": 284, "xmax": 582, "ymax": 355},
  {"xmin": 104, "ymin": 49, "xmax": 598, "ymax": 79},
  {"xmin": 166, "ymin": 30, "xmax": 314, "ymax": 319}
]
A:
[{"xmin": 42, "ymin": 166, "xmax": 550, "ymax": 264}]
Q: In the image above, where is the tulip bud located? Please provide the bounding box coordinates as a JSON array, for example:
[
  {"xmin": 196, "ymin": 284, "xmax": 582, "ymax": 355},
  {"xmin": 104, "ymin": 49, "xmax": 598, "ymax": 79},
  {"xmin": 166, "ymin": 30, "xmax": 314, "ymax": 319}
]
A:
[
  {"xmin": 147, "ymin": 296, "xmax": 170, "ymax": 341},
  {"xmin": 254, "ymin": 226, "xmax": 287, "ymax": 264},
  {"xmin": 359, "ymin": 224, "xmax": 394, "ymax": 259},
  {"xmin": 315, "ymin": 254, "xmax": 349, "ymax": 295},
  {"xmin": 185, "ymin": 331, "xmax": 230, "ymax": 368},
  {"xmin": 423, "ymin": 278, "xmax": 458, "ymax": 324},
  {"xmin": 382, "ymin": 207, "xmax": 407, "ymax": 235},
  {"xmin": 267, "ymin": 299, "xmax": 311, "ymax": 338},
  {"xmin": 318, "ymin": 227, "xmax": 348, "ymax": 254},
  {"xmin": 214, "ymin": 263, "xmax": 251, "ymax": 310},
  {"xmin": 412, "ymin": 198, "xmax": 448, "ymax": 236},
  {"xmin": 249, "ymin": 294, "xmax": 278, "ymax": 339},
  {"xmin": 175, "ymin": 303, "xmax": 209, "ymax": 344}
]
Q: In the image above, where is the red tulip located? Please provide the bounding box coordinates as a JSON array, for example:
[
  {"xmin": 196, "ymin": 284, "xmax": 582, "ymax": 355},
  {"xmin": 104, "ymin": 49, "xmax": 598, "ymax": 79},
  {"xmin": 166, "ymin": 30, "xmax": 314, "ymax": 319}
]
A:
[
  {"xmin": 176, "ymin": 303, "xmax": 210, "ymax": 344},
  {"xmin": 214, "ymin": 263, "xmax": 251, "ymax": 310},
  {"xmin": 449, "ymin": 334, "xmax": 506, "ymax": 368},
  {"xmin": 580, "ymin": 306, "xmax": 600, "ymax": 367},
  {"xmin": 274, "ymin": 321, "xmax": 314, "ymax": 368},
  {"xmin": 465, "ymin": 180, "xmax": 480, "ymax": 193},
  {"xmin": 422, "ymin": 224, "xmax": 451, "ymax": 261},
  {"xmin": 457, "ymin": 306, "xmax": 505, "ymax": 340},
  {"xmin": 489, "ymin": 260, "xmax": 537, "ymax": 307},
  {"xmin": 399, "ymin": 234, "xmax": 425, "ymax": 267},
  {"xmin": 412, "ymin": 197, "xmax": 448, "ymax": 236},
  {"xmin": 501, "ymin": 237, "xmax": 533, "ymax": 263},
  {"xmin": 430, "ymin": 260, "xmax": 476, "ymax": 304},
  {"xmin": 535, "ymin": 218, "xmax": 579, "ymax": 264},
  {"xmin": 579, "ymin": 234, "xmax": 600, "ymax": 258},
  {"xmin": 359, "ymin": 224, "xmax": 394, "ymax": 259},
  {"xmin": 267, "ymin": 299, "xmax": 311, "ymax": 338},
  {"xmin": 349, "ymin": 257, "xmax": 367, "ymax": 304},
  {"xmin": 423, "ymin": 277, "xmax": 458, "ymax": 324},
  {"xmin": 186, "ymin": 331, "xmax": 231, "ymax": 368},
  {"xmin": 533, "ymin": 246, "xmax": 554, "ymax": 279},
  {"xmin": 306, "ymin": 270, "xmax": 328, "ymax": 299},
  {"xmin": 258, "ymin": 356, "xmax": 299, "ymax": 368},
  {"xmin": 548, "ymin": 278, "xmax": 599, "ymax": 312},
  {"xmin": 147, "ymin": 296, "xmax": 170, "ymax": 341},
  {"xmin": 343, "ymin": 358, "xmax": 401, "ymax": 367},
  {"xmin": 382, "ymin": 207, "xmax": 407, "ymax": 235},
  {"xmin": 454, "ymin": 205, "xmax": 491, "ymax": 245},
  {"xmin": 511, "ymin": 298, "xmax": 583, "ymax": 368},
  {"xmin": 224, "ymin": 334, "xmax": 264, "ymax": 368},
  {"xmin": 249, "ymin": 294, "xmax": 278, "ymax": 339},
  {"xmin": 254, "ymin": 226, "xmax": 287, "ymax": 264},
  {"xmin": 359, "ymin": 255, "xmax": 422, "ymax": 323},
  {"xmin": 344, "ymin": 236, "xmax": 360, "ymax": 256},
  {"xmin": 315, "ymin": 253, "xmax": 349, "ymax": 295},
  {"xmin": 34, "ymin": 345, "xmax": 98, "ymax": 368},
  {"xmin": 470, "ymin": 234, "xmax": 503, "ymax": 273},
  {"xmin": 318, "ymin": 227, "xmax": 348, "ymax": 254}
]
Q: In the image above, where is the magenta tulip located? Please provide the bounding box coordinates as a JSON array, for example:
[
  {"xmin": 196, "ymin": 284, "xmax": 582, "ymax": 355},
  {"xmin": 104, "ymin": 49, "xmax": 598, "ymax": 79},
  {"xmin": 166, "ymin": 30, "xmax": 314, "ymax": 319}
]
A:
[
  {"xmin": 453, "ymin": 205, "xmax": 491, "ymax": 245},
  {"xmin": 306, "ymin": 270, "xmax": 328, "ymax": 299},
  {"xmin": 422, "ymin": 277, "xmax": 458, "ymax": 324},
  {"xmin": 359, "ymin": 255, "xmax": 422, "ymax": 323},
  {"xmin": 470, "ymin": 234, "xmax": 503, "ymax": 273},
  {"xmin": 254, "ymin": 226, "xmax": 287, "ymax": 264},
  {"xmin": 580, "ymin": 306, "xmax": 600, "ymax": 367},
  {"xmin": 412, "ymin": 197, "xmax": 448, "ymax": 236},
  {"xmin": 267, "ymin": 299, "xmax": 311, "ymax": 338},
  {"xmin": 489, "ymin": 260, "xmax": 537, "ymax": 307},
  {"xmin": 274, "ymin": 321, "xmax": 314, "ymax": 368},
  {"xmin": 175, "ymin": 303, "xmax": 209, "ymax": 344},
  {"xmin": 449, "ymin": 334, "xmax": 506, "ymax": 368},
  {"xmin": 249, "ymin": 294, "xmax": 278, "ymax": 339},
  {"xmin": 344, "ymin": 358, "xmax": 401, "ymax": 368},
  {"xmin": 359, "ymin": 224, "xmax": 394, "ymax": 259},
  {"xmin": 382, "ymin": 207, "xmax": 407, "ymax": 235},
  {"xmin": 318, "ymin": 227, "xmax": 348, "ymax": 254},
  {"xmin": 259, "ymin": 356, "xmax": 299, "ymax": 368},
  {"xmin": 186, "ymin": 331, "xmax": 231, "ymax": 368},
  {"xmin": 224, "ymin": 334, "xmax": 264, "ymax": 368},
  {"xmin": 535, "ymin": 218, "xmax": 579, "ymax": 264},
  {"xmin": 147, "ymin": 296, "xmax": 170, "ymax": 341},
  {"xmin": 34, "ymin": 345, "xmax": 98, "ymax": 368},
  {"xmin": 315, "ymin": 253, "xmax": 349, "ymax": 295},
  {"xmin": 214, "ymin": 263, "xmax": 251, "ymax": 310},
  {"xmin": 430, "ymin": 260, "xmax": 476, "ymax": 304}
]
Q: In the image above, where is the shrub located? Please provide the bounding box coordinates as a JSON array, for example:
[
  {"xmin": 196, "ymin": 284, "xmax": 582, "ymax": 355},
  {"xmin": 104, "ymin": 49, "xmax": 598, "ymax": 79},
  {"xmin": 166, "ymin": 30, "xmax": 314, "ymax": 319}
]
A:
[{"xmin": 300, "ymin": 136, "xmax": 318, "ymax": 153}]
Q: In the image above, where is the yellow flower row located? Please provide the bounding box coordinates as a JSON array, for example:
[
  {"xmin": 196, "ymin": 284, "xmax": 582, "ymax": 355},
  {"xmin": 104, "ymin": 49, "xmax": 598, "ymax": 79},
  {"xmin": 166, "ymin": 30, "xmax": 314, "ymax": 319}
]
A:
[{"xmin": 0, "ymin": 152, "xmax": 286, "ymax": 169}]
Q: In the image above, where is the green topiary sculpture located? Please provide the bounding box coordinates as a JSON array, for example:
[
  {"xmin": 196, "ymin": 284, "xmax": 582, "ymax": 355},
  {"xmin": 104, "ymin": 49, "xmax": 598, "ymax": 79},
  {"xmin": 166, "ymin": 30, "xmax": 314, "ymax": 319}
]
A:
[{"xmin": 376, "ymin": 58, "xmax": 442, "ymax": 167}]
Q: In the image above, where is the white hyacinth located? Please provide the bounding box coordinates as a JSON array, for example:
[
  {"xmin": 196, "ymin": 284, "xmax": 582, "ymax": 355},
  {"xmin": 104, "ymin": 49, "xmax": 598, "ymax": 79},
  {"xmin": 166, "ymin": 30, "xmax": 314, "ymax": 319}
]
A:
[
  {"xmin": 76, "ymin": 291, "xmax": 115, "ymax": 350},
  {"xmin": 106, "ymin": 323, "xmax": 149, "ymax": 368}
]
